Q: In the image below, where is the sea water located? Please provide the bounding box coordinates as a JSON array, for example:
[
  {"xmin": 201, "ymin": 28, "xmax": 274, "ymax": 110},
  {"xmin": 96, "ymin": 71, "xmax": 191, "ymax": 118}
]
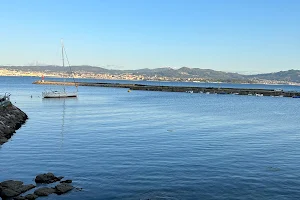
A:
[{"xmin": 1, "ymin": 76, "xmax": 300, "ymax": 200}]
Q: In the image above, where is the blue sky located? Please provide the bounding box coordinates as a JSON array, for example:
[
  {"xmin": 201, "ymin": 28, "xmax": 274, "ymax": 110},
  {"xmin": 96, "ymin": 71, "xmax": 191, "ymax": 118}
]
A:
[{"xmin": 0, "ymin": 0, "xmax": 299, "ymax": 74}]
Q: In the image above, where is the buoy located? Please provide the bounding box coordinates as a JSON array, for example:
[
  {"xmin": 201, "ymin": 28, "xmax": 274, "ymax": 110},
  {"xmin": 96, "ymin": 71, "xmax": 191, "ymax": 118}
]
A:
[{"xmin": 128, "ymin": 90, "xmax": 131, "ymax": 92}]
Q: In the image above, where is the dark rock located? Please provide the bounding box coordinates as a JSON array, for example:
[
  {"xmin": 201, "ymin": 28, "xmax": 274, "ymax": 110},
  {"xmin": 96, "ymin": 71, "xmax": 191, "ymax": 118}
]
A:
[
  {"xmin": 75, "ymin": 187, "xmax": 83, "ymax": 191},
  {"xmin": 60, "ymin": 179, "xmax": 72, "ymax": 184},
  {"xmin": 1, "ymin": 187, "xmax": 20, "ymax": 198},
  {"xmin": 1, "ymin": 180, "xmax": 23, "ymax": 189},
  {"xmin": 34, "ymin": 187, "xmax": 55, "ymax": 196},
  {"xmin": 1, "ymin": 173, "xmax": 75, "ymax": 199},
  {"xmin": 0, "ymin": 137, "xmax": 8, "ymax": 144},
  {"xmin": 0, "ymin": 104, "xmax": 28, "ymax": 145},
  {"xmin": 0, "ymin": 180, "xmax": 35, "ymax": 198},
  {"xmin": 35, "ymin": 172, "xmax": 62, "ymax": 184},
  {"xmin": 18, "ymin": 184, "xmax": 36, "ymax": 194},
  {"xmin": 54, "ymin": 183, "xmax": 74, "ymax": 195},
  {"xmin": 25, "ymin": 193, "xmax": 38, "ymax": 200},
  {"xmin": 13, "ymin": 196, "xmax": 26, "ymax": 200}
]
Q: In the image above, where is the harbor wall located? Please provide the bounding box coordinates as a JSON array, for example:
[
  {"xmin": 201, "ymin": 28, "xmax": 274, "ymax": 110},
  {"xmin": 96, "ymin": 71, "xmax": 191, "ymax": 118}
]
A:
[{"xmin": 33, "ymin": 80, "xmax": 300, "ymax": 98}]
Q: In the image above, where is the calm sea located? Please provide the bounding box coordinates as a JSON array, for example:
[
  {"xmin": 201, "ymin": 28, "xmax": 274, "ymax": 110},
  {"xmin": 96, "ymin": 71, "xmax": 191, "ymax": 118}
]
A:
[{"xmin": 1, "ymin": 76, "xmax": 300, "ymax": 200}]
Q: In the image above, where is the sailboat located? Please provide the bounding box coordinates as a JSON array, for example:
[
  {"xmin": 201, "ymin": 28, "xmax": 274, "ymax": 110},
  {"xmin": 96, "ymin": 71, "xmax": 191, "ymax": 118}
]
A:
[{"xmin": 42, "ymin": 40, "xmax": 78, "ymax": 98}]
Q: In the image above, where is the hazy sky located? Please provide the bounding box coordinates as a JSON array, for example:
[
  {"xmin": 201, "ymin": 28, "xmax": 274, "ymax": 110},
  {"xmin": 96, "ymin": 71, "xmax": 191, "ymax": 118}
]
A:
[{"xmin": 0, "ymin": 0, "xmax": 299, "ymax": 74}]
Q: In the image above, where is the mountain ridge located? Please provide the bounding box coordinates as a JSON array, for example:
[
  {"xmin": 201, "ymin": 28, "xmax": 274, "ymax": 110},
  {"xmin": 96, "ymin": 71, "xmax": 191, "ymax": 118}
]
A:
[{"xmin": 1, "ymin": 65, "xmax": 300, "ymax": 83}]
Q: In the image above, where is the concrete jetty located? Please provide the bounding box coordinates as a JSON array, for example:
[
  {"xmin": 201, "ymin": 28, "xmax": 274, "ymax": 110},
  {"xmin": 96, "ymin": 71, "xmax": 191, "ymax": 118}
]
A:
[
  {"xmin": 0, "ymin": 101, "xmax": 28, "ymax": 145},
  {"xmin": 33, "ymin": 80, "xmax": 300, "ymax": 98}
]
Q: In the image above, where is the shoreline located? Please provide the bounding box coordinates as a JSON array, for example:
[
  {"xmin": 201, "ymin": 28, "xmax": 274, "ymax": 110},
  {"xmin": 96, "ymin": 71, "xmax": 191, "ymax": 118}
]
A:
[
  {"xmin": 33, "ymin": 80, "xmax": 300, "ymax": 98},
  {"xmin": 0, "ymin": 102, "xmax": 28, "ymax": 145},
  {"xmin": 1, "ymin": 75, "xmax": 300, "ymax": 86}
]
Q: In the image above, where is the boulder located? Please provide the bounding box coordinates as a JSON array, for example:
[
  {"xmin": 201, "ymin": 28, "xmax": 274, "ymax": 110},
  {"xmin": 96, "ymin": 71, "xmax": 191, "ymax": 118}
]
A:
[
  {"xmin": 25, "ymin": 193, "xmax": 38, "ymax": 200},
  {"xmin": 1, "ymin": 173, "xmax": 76, "ymax": 199},
  {"xmin": 54, "ymin": 183, "xmax": 74, "ymax": 195},
  {"xmin": 34, "ymin": 187, "xmax": 55, "ymax": 196},
  {"xmin": 13, "ymin": 193, "xmax": 38, "ymax": 200},
  {"xmin": 35, "ymin": 173, "xmax": 63, "ymax": 184},
  {"xmin": 1, "ymin": 180, "xmax": 23, "ymax": 189},
  {"xmin": 1, "ymin": 188, "xmax": 20, "ymax": 198},
  {"xmin": 0, "ymin": 180, "xmax": 35, "ymax": 198},
  {"xmin": 18, "ymin": 184, "xmax": 36, "ymax": 194},
  {"xmin": 60, "ymin": 179, "xmax": 72, "ymax": 184},
  {"xmin": 13, "ymin": 196, "xmax": 26, "ymax": 200}
]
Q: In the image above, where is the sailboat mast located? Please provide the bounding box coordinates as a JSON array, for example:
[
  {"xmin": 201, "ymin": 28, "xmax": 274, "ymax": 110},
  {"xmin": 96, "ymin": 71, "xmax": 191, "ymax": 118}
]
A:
[{"xmin": 61, "ymin": 39, "xmax": 66, "ymax": 92}]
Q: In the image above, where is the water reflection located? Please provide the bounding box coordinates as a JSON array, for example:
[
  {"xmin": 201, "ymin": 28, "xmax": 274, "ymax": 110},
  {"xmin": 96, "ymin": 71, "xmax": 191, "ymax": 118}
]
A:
[
  {"xmin": 61, "ymin": 99, "xmax": 65, "ymax": 147},
  {"xmin": 42, "ymin": 98, "xmax": 78, "ymax": 147}
]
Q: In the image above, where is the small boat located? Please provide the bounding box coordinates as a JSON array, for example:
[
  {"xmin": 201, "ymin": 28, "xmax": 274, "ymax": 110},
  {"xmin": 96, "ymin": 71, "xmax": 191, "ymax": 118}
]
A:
[
  {"xmin": 255, "ymin": 93, "xmax": 263, "ymax": 97},
  {"xmin": 42, "ymin": 40, "xmax": 78, "ymax": 98},
  {"xmin": 0, "ymin": 93, "xmax": 11, "ymax": 107},
  {"xmin": 292, "ymin": 95, "xmax": 300, "ymax": 98},
  {"xmin": 274, "ymin": 88, "xmax": 283, "ymax": 92},
  {"xmin": 43, "ymin": 90, "xmax": 77, "ymax": 98},
  {"xmin": 186, "ymin": 90, "xmax": 193, "ymax": 93}
]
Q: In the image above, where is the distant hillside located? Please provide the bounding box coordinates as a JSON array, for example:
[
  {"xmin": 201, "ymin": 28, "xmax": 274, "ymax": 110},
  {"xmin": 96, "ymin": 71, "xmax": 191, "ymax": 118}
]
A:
[
  {"xmin": 247, "ymin": 70, "xmax": 300, "ymax": 83},
  {"xmin": 1, "ymin": 65, "xmax": 300, "ymax": 83},
  {"xmin": 122, "ymin": 67, "xmax": 245, "ymax": 81},
  {"xmin": 0, "ymin": 65, "xmax": 112, "ymax": 74},
  {"xmin": 0, "ymin": 65, "xmax": 245, "ymax": 80}
]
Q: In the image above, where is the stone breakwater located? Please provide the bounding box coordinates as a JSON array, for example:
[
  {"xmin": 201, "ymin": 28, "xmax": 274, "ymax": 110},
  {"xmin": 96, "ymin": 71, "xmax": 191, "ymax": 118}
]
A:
[
  {"xmin": 34, "ymin": 80, "xmax": 300, "ymax": 98},
  {"xmin": 0, "ymin": 103, "xmax": 28, "ymax": 145}
]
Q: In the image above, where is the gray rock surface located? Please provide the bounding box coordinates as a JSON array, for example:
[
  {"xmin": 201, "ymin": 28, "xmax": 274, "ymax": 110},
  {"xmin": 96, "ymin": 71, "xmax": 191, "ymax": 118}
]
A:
[
  {"xmin": 33, "ymin": 187, "xmax": 55, "ymax": 196},
  {"xmin": 35, "ymin": 173, "xmax": 63, "ymax": 184},
  {"xmin": 54, "ymin": 183, "xmax": 74, "ymax": 195},
  {"xmin": 60, "ymin": 179, "xmax": 72, "ymax": 184},
  {"xmin": 13, "ymin": 196, "xmax": 26, "ymax": 200},
  {"xmin": 0, "ymin": 104, "xmax": 28, "ymax": 145},
  {"xmin": 2, "ymin": 173, "xmax": 76, "ymax": 199},
  {"xmin": 24, "ymin": 193, "xmax": 38, "ymax": 200},
  {"xmin": 0, "ymin": 180, "xmax": 35, "ymax": 199},
  {"xmin": 1, "ymin": 187, "xmax": 20, "ymax": 198},
  {"xmin": 13, "ymin": 193, "xmax": 38, "ymax": 200}
]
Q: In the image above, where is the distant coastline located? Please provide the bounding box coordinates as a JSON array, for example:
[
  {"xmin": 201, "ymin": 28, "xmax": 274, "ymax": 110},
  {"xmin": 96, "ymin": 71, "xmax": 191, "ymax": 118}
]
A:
[
  {"xmin": 1, "ymin": 74, "xmax": 300, "ymax": 87},
  {"xmin": 1, "ymin": 66, "xmax": 300, "ymax": 86}
]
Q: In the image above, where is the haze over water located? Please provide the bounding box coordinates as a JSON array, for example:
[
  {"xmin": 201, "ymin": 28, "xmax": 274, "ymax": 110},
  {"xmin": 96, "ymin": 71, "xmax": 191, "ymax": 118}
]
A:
[{"xmin": 1, "ymin": 76, "xmax": 300, "ymax": 199}]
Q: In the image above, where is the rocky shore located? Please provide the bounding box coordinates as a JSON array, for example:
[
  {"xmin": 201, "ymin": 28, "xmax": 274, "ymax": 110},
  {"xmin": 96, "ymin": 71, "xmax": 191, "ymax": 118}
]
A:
[
  {"xmin": 0, "ymin": 102, "xmax": 28, "ymax": 145},
  {"xmin": 0, "ymin": 102, "xmax": 78, "ymax": 199},
  {"xmin": 0, "ymin": 172, "xmax": 77, "ymax": 199}
]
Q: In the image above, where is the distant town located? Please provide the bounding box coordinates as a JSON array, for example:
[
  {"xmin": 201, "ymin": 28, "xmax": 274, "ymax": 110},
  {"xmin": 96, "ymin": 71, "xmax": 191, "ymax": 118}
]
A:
[
  {"xmin": 0, "ymin": 67, "xmax": 161, "ymax": 81},
  {"xmin": 0, "ymin": 66, "xmax": 300, "ymax": 86}
]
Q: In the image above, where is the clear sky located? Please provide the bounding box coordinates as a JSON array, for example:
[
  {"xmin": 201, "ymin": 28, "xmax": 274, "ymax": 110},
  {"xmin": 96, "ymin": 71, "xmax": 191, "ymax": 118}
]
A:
[{"xmin": 0, "ymin": 0, "xmax": 299, "ymax": 74}]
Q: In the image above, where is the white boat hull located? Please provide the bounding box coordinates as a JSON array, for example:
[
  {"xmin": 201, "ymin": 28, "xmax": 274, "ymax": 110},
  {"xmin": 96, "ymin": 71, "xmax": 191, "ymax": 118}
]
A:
[{"xmin": 42, "ymin": 91, "xmax": 77, "ymax": 98}]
